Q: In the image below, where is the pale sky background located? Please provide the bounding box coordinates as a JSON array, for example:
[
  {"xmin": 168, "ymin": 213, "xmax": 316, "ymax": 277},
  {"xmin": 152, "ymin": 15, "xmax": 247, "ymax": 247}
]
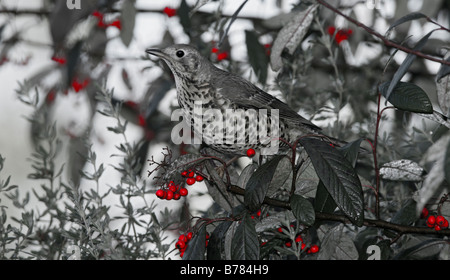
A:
[{"xmin": 0, "ymin": 0, "xmax": 447, "ymax": 259}]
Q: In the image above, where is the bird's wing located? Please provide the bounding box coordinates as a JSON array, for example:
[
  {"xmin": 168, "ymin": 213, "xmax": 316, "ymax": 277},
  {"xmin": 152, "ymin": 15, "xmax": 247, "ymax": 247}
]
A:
[{"xmin": 211, "ymin": 70, "xmax": 321, "ymax": 132}]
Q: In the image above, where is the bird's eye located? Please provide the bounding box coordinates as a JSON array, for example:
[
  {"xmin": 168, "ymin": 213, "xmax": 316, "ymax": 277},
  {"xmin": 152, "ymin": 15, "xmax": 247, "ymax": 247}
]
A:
[{"xmin": 176, "ymin": 50, "xmax": 185, "ymax": 58}]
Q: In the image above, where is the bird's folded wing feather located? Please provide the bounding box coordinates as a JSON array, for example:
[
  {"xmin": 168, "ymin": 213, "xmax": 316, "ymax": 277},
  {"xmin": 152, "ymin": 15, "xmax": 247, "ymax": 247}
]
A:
[{"xmin": 211, "ymin": 70, "xmax": 321, "ymax": 132}]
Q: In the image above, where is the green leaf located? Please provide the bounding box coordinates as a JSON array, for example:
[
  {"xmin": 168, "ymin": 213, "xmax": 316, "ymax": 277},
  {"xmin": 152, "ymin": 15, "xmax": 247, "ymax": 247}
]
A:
[
  {"xmin": 245, "ymin": 30, "xmax": 268, "ymax": 84},
  {"xmin": 299, "ymin": 137, "xmax": 364, "ymax": 226},
  {"xmin": 231, "ymin": 213, "xmax": 260, "ymax": 260},
  {"xmin": 290, "ymin": 194, "xmax": 315, "ymax": 226},
  {"xmin": 379, "ymin": 81, "xmax": 433, "ymax": 114},
  {"xmin": 244, "ymin": 155, "xmax": 285, "ymax": 211},
  {"xmin": 182, "ymin": 225, "xmax": 206, "ymax": 260},
  {"xmin": 120, "ymin": 0, "xmax": 136, "ymax": 47}
]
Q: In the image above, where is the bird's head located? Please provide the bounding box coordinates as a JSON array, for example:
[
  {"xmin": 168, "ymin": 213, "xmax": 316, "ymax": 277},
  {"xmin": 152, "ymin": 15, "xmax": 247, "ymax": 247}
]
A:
[{"xmin": 146, "ymin": 44, "xmax": 207, "ymax": 80}]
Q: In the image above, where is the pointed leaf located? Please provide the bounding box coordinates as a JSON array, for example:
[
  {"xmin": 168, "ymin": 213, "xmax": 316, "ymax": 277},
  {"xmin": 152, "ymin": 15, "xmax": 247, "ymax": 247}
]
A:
[
  {"xmin": 379, "ymin": 81, "xmax": 433, "ymax": 114},
  {"xmin": 178, "ymin": 0, "xmax": 192, "ymax": 36},
  {"xmin": 299, "ymin": 137, "xmax": 364, "ymax": 226},
  {"xmin": 231, "ymin": 213, "xmax": 260, "ymax": 260},
  {"xmin": 245, "ymin": 30, "xmax": 268, "ymax": 84},
  {"xmin": 120, "ymin": 0, "xmax": 136, "ymax": 47},
  {"xmin": 244, "ymin": 155, "xmax": 285, "ymax": 211},
  {"xmin": 182, "ymin": 225, "xmax": 206, "ymax": 260},
  {"xmin": 384, "ymin": 30, "xmax": 435, "ymax": 101},
  {"xmin": 270, "ymin": 3, "xmax": 319, "ymax": 71},
  {"xmin": 207, "ymin": 221, "xmax": 232, "ymax": 260},
  {"xmin": 290, "ymin": 194, "xmax": 315, "ymax": 226},
  {"xmin": 386, "ymin": 12, "xmax": 428, "ymax": 34}
]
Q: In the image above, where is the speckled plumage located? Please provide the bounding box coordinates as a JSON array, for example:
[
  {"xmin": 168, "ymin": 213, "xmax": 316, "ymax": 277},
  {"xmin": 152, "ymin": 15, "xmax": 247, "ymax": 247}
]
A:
[{"xmin": 146, "ymin": 44, "xmax": 325, "ymax": 155}]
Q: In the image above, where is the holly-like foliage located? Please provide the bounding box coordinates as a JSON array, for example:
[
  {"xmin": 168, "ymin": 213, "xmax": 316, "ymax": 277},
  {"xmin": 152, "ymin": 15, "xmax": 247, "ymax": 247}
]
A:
[{"xmin": 1, "ymin": 0, "xmax": 450, "ymax": 260}]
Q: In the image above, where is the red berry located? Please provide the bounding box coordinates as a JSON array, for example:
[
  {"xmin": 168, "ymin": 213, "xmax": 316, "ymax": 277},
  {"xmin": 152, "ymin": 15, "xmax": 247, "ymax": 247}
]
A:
[
  {"xmin": 436, "ymin": 215, "xmax": 446, "ymax": 226},
  {"xmin": 309, "ymin": 244, "xmax": 319, "ymax": 253},
  {"xmin": 179, "ymin": 188, "xmax": 188, "ymax": 196},
  {"xmin": 166, "ymin": 190, "xmax": 174, "ymax": 200},
  {"xmin": 435, "ymin": 225, "xmax": 442, "ymax": 231},
  {"xmin": 181, "ymin": 170, "xmax": 188, "ymax": 177},
  {"xmin": 186, "ymin": 232, "xmax": 193, "ymax": 240},
  {"xmin": 295, "ymin": 235, "xmax": 303, "ymax": 243},
  {"xmin": 427, "ymin": 215, "xmax": 436, "ymax": 225},
  {"xmin": 285, "ymin": 241, "xmax": 292, "ymax": 248},
  {"xmin": 300, "ymin": 243, "xmax": 306, "ymax": 250},
  {"xmin": 178, "ymin": 234, "xmax": 187, "ymax": 242},
  {"xmin": 246, "ymin": 148, "xmax": 256, "ymax": 158},
  {"xmin": 173, "ymin": 193, "xmax": 181, "ymax": 200},
  {"xmin": 155, "ymin": 189, "xmax": 165, "ymax": 198},
  {"xmin": 176, "ymin": 240, "xmax": 186, "ymax": 250},
  {"xmin": 211, "ymin": 47, "xmax": 219, "ymax": 53},
  {"xmin": 277, "ymin": 227, "xmax": 283, "ymax": 233},
  {"xmin": 188, "ymin": 171, "xmax": 195, "ymax": 178},
  {"xmin": 169, "ymin": 185, "xmax": 177, "ymax": 193},
  {"xmin": 195, "ymin": 175, "xmax": 204, "ymax": 182},
  {"xmin": 186, "ymin": 178, "xmax": 196, "ymax": 185},
  {"xmin": 443, "ymin": 219, "xmax": 449, "ymax": 228},
  {"xmin": 256, "ymin": 209, "xmax": 262, "ymax": 217},
  {"xmin": 217, "ymin": 52, "xmax": 228, "ymax": 61},
  {"xmin": 109, "ymin": 19, "xmax": 121, "ymax": 30}
]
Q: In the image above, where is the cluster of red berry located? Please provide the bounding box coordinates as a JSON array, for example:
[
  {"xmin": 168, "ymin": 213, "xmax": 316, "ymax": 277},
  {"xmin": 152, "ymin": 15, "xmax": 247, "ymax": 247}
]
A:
[
  {"xmin": 175, "ymin": 232, "xmax": 210, "ymax": 257},
  {"xmin": 155, "ymin": 181, "xmax": 188, "ymax": 201},
  {"xmin": 422, "ymin": 207, "xmax": 449, "ymax": 231},
  {"xmin": 175, "ymin": 232, "xmax": 193, "ymax": 258},
  {"xmin": 181, "ymin": 169, "xmax": 204, "ymax": 186},
  {"xmin": 277, "ymin": 226, "xmax": 319, "ymax": 254}
]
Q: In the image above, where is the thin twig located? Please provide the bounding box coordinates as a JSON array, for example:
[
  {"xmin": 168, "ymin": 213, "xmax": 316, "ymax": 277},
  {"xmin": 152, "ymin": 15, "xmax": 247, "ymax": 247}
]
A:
[{"xmin": 316, "ymin": 0, "xmax": 450, "ymax": 66}]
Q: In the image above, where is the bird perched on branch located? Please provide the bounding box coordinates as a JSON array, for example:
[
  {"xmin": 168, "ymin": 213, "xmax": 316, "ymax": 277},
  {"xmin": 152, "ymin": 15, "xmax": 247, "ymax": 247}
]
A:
[{"xmin": 146, "ymin": 44, "xmax": 342, "ymax": 155}]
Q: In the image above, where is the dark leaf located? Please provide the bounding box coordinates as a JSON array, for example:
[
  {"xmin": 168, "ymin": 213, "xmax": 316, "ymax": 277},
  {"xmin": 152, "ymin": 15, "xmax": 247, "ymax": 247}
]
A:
[
  {"xmin": 245, "ymin": 30, "xmax": 268, "ymax": 84},
  {"xmin": 299, "ymin": 137, "xmax": 364, "ymax": 226},
  {"xmin": 384, "ymin": 30, "xmax": 436, "ymax": 101},
  {"xmin": 444, "ymin": 140, "xmax": 450, "ymax": 183},
  {"xmin": 207, "ymin": 220, "xmax": 232, "ymax": 260},
  {"xmin": 231, "ymin": 213, "xmax": 260, "ymax": 260},
  {"xmin": 182, "ymin": 225, "xmax": 206, "ymax": 260},
  {"xmin": 290, "ymin": 194, "xmax": 315, "ymax": 226},
  {"xmin": 120, "ymin": 0, "xmax": 136, "ymax": 47},
  {"xmin": 338, "ymin": 138, "xmax": 364, "ymax": 167},
  {"xmin": 386, "ymin": 12, "xmax": 428, "ymax": 34},
  {"xmin": 379, "ymin": 81, "xmax": 433, "ymax": 114},
  {"xmin": 390, "ymin": 199, "xmax": 417, "ymax": 225},
  {"xmin": 314, "ymin": 181, "xmax": 337, "ymax": 213},
  {"xmin": 244, "ymin": 155, "xmax": 285, "ymax": 211},
  {"xmin": 436, "ymin": 56, "xmax": 450, "ymax": 82},
  {"xmin": 218, "ymin": 0, "xmax": 249, "ymax": 47},
  {"xmin": 178, "ymin": 0, "xmax": 192, "ymax": 36}
]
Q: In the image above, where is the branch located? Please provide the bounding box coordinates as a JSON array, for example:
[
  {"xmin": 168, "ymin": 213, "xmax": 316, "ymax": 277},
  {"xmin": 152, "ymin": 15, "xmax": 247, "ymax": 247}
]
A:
[
  {"xmin": 316, "ymin": 0, "xmax": 450, "ymax": 66},
  {"xmin": 228, "ymin": 184, "xmax": 450, "ymax": 235}
]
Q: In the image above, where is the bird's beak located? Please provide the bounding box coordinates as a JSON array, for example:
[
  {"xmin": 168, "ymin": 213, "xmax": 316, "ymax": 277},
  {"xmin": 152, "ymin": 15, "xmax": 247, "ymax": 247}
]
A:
[{"xmin": 146, "ymin": 48, "xmax": 166, "ymax": 59}]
